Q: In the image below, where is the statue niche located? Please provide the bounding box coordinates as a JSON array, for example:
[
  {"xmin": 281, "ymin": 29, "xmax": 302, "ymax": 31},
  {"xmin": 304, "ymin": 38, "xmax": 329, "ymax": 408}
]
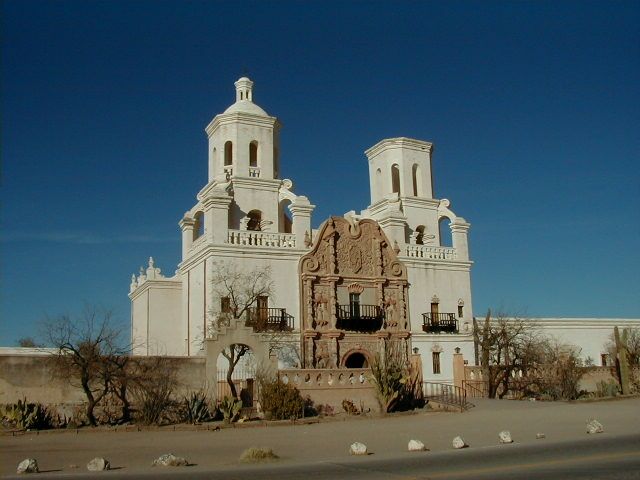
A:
[{"xmin": 299, "ymin": 216, "xmax": 410, "ymax": 368}]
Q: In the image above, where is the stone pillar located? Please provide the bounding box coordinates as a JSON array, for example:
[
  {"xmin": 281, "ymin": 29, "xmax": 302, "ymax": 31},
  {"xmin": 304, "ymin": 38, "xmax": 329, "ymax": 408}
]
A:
[
  {"xmin": 450, "ymin": 218, "xmax": 470, "ymax": 261},
  {"xmin": 290, "ymin": 197, "xmax": 315, "ymax": 247},
  {"xmin": 179, "ymin": 216, "xmax": 196, "ymax": 260},
  {"xmin": 378, "ymin": 199, "xmax": 407, "ymax": 251},
  {"xmin": 202, "ymin": 194, "xmax": 232, "ymax": 244},
  {"xmin": 452, "ymin": 350, "xmax": 466, "ymax": 391}
]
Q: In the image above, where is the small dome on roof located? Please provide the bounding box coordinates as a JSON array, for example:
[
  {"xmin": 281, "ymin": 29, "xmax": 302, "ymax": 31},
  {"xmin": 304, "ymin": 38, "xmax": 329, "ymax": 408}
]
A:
[{"xmin": 223, "ymin": 76, "xmax": 269, "ymax": 116}]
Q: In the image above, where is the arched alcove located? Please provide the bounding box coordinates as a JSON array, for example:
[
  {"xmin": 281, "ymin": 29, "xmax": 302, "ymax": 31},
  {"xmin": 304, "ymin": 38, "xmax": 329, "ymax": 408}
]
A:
[
  {"xmin": 224, "ymin": 141, "xmax": 233, "ymax": 166},
  {"xmin": 412, "ymin": 164, "xmax": 422, "ymax": 197},
  {"xmin": 249, "ymin": 141, "xmax": 258, "ymax": 167},
  {"xmin": 391, "ymin": 164, "xmax": 401, "ymax": 195}
]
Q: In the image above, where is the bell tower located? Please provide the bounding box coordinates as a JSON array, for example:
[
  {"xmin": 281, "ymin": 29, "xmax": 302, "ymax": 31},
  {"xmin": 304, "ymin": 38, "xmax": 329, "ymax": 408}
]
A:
[{"xmin": 205, "ymin": 77, "xmax": 281, "ymax": 183}]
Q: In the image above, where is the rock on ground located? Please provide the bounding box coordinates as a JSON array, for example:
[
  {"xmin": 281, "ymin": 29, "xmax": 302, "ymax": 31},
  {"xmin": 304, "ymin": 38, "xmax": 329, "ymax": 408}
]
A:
[
  {"xmin": 498, "ymin": 430, "xmax": 513, "ymax": 444},
  {"xmin": 586, "ymin": 419, "xmax": 604, "ymax": 434},
  {"xmin": 408, "ymin": 439, "xmax": 426, "ymax": 451},
  {"xmin": 16, "ymin": 458, "xmax": 38, "ymax": 474},
  {"xmin": 452, "ymin": 436, "xmax": 468, "ymax": 449},
  {"xmin": 350, "ymin": 442, "xmax": 368, "ymax": 455},
  {"xmin": 152, "ymin": 454, "xmax": 189, "ymax": 467},
  {"xmin": 536, "ymin": 433, "xmax": 546, "ymax": 439},
  {"xmin": 87, "ymin": 457, "xmax": 110, "ymax": 471}
]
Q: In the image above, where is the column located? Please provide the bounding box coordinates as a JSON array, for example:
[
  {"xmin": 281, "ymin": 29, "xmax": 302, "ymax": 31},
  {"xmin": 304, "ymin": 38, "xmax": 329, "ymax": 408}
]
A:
[{"xmin": 450, "ymin": 218, "xmax": 471, "ymax": 261}]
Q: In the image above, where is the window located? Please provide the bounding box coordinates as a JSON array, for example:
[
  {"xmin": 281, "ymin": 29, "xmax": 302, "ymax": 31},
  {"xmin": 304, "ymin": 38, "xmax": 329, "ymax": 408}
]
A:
[
  {"xmin": 247, "ymin": 210, "xmax": 262, "ymax": 231},
  {"xmin": 257, "ymin": 296, "xmax": 268, "ymax": 323},
  {"xmin": 224, "ymin": 141, "xmax": 233, "ymax": 166},
  {"xmin": 391, "ymin": 164, "xmax": 401, "ymax": 195},
  {"xmin": 221, "ymin": 297, "xmax": 231, "ymax": 314},
  {"xmin": 601, "ymin": 353, "xmax": 609, "ymax": 367},
  {"xmin": 249, "ymin": 141, "xmax": 258, "ymax": 167},
  {"xmin": 430, "ymin": 302, "xmax": 439, "ymax": 319},
  {"xmin": 412, "ymin": 164, "xmax": 421, "ymax": 196},
  {"xmin": 193, "ymin": 211, "xmax": 204, "ymax": 240},
  {"xmin": 415, "ymin": 225, "xmax": 425, "ymax": 245},
  {"xmin": 349, "ymin": 292, "xmax": 361, "ymax": 318},
  {"xmin": 432, "ymin": 351, "xmax": 441, "ymax": 374},
  {"xmin": 458, "ymin": 305, "xmax": 464, "ymax": 318}
]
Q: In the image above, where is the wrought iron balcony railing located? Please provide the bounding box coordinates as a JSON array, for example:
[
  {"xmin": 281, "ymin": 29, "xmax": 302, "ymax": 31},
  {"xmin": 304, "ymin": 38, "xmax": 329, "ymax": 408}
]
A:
[
  {"xmin": 246, "ymin": 307, "xmax": 294, "ymax": 332},
  {"xmin": 336, "ymin": 304, "xmax": 384, "ymax": 333},
  {"xmin": 422, "ymin": 313, "xmax": 459, "ymax": 333}
]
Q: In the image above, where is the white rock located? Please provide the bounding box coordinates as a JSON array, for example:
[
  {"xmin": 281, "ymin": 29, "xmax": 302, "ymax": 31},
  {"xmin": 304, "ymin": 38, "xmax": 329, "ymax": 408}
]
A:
[
  {"xmin": 152, "ymin": 453, "xmax": 189, "ymax": 467},
  {"xmin": 16, "ymin": 458, "xmax": 38, "ymax": 474},
  {"xmin": 87, "ymin": 457, "xmax": 110, "ymax": 471},
  {"xmin": 586, "ymin": 419, "xmax": 603, "ymax": 434},
  {"xmin": 536, "ymin": 433, "xmax": 546, "ymax": 439},
  {"xmin": 408, "ymin": 439, "xmax": 426, "ymax": 451},
  {"xmin": 452, "ymin": 436, "xmax": 467, "ymax": 449},
  {"xmin": 349, "ymin": 442, "xmax": 368, "ymax": 455},
  {"xmin": 498, "ymin": 430, "xmax": 513, "ymax": 444}
]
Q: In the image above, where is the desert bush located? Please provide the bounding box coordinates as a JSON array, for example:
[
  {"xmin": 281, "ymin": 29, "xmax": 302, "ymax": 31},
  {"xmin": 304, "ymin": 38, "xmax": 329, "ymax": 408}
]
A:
[
  {"xmin": 596, "ymin": 379, "xmax": 620, "ymax": 398},
  {"xmin": 316, "ymin": 404, "xmax": 335, "ymax": 417},
  {"xmin": 129, "ymin": 358, "xmax": 179, "ymax": 425},
  {"xmin": 341, "ymin": 399, "xmax": 359, "ymax": 415},
  {"xmin": 259, "ymin": 379, "xmax": 306, "ymax": 420},
  {"xmin": 2, "ymin": 398, "xmax": 54, "ymax": 430},
  {"xmin": 239, "ymin": 447, "xmax": 279, "ymax": 463}
]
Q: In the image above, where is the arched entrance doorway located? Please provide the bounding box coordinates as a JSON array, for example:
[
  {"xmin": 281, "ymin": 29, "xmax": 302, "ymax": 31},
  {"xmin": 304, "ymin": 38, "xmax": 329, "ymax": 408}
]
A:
[
  {"xmin": 343, "ymin": 351, "xmax": 369, "ymax": 368},
  {"xmin": 216, "ymin": 344, "xmax": 255, "ymax": 407}
]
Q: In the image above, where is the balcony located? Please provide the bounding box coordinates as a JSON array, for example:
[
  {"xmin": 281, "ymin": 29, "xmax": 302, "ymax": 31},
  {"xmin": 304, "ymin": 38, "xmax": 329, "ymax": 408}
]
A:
[
  {"xmin": 336, "ymin": 304, "xmax": 384, "ymax": 333},
  {"xmin": 246, "ymin": 307, "xmax": 294, "ymax": 332},
  {"xmin": 422, "ymin": 313, "xmax": 459, "ymax": 333}
]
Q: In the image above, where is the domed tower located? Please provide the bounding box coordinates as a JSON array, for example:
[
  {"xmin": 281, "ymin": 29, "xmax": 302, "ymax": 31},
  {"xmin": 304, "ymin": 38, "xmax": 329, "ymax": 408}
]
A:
[{"xmin": 205, "ymin": 77, "xmax": 281, "ymax": 182}]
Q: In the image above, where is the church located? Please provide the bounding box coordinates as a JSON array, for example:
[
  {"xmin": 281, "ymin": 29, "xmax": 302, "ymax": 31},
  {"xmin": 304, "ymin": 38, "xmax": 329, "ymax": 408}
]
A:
[{"xmin": 129, "ymin": 77, "xmax": 474, "ymax": 384}]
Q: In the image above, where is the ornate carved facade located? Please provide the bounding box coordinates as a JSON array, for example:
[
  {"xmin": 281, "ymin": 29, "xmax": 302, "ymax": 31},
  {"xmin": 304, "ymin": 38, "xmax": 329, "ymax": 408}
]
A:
[{"xmin": 299, "ymin": 217, "xmax": 411, "ymax": 368}]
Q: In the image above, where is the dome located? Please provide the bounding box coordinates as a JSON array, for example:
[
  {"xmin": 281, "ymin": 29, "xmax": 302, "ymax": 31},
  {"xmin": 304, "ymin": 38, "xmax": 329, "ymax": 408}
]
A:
[
  {"xmin": 222, "ymin": 76, "xmax": 269, "ymax": 116},
  {"xmin": 223, "ymin": 100, "xmax": 269, "ymax": 116}
]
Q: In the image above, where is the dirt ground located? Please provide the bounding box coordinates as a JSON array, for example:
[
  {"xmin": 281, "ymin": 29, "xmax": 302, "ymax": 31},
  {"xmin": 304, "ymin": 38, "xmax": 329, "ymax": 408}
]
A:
[{"xmin": 2, "ymin": 397, "xmax": 640, "ymax": 476}]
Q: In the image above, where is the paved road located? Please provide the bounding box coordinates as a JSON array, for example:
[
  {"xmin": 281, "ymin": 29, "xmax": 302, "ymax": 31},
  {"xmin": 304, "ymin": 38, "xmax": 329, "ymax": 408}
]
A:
[{"xmin": 2, "ymin": 397, "xmax": 640, "ymax": 478}]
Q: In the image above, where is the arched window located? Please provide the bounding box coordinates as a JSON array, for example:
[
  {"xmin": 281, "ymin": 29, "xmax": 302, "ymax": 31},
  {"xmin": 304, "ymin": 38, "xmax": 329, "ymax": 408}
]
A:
[
  {"xmin": 247, "ymin": 210, "xmax": 262, "ymax": 231},
  {"xmin": 249, "ymin": 141, "xmax": 258, "ymax": 167},
  {"xmin": 278, "ymin": 199, "xmax": 292, "ymax": 233},
  {"xmin": 412, "ymin": 164, "xmax": 422, "ymax": 197},
  {"xmin": 439, "ymin": 217, "xmax": 452, "ymax": 247},
  {"xmin": 193, "ymin": 211, "xmax": 204, "ymax": 240},
  {"xmin": 224, "ymin": 141, "xmax": 233, "ymax": 166},
  {"xmin": 391, "ymin": 164, "xmax": 401, "ymax": 195},
  {"xmin": 415, "ymin": 225, "xmax": 425, "ymax": 245}
]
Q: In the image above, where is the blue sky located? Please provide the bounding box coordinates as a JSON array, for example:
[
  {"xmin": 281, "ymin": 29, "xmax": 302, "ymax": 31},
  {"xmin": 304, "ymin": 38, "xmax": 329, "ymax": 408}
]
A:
[{"xmin": 2, "ymin": 0, "xmax": 639, "ymax": 345}]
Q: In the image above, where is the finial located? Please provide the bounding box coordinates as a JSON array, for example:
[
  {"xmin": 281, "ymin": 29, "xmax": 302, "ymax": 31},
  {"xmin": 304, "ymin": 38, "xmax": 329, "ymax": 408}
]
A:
[
  {"xmin": 393, "ymin": 240, "xmax": 400, "ymax": 254},
  {"xmin": 234, "ymin": 77, "xmax": 254, "ymax": 102},
  {"xmin": 148, "ymin": 257, "xmax": 154, "ymax": 268},
  {"xmin": 304, "ymin": 230, "xmax": 312, "ymax": 247}
]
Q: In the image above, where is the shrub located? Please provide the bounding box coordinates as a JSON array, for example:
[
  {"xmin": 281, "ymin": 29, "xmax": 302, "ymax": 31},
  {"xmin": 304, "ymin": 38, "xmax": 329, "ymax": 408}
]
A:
[
  {"xmin": 259, "ymin": 379, "xmax": 306, "ymax": 420},
  {"xmin": 596, "ymin": 379, "xmax": 620, "ymax": 398},
  {"xmin": 239, "ymin": 447, "xmax": 279, "ymax": 463},
  {"xmin": 181, "ymin": 391, "xmax": 213, "ymax": 424},
  {"xmin": 341, "ymin": 399, "xmax": 359, "ymax": 415},
  {"xmin": 2, "ymin": 398, "xmax": 54, "ymax": 430}
]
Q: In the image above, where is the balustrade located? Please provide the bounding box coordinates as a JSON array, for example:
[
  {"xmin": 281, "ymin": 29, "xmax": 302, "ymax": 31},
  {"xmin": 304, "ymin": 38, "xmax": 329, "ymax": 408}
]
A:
[
  {"xmin": 405, "ymin": 245, "xmax": 457, "ymax": 260},
  {"xmin": 422, "ymin": 313, "xmax": 459, "ymax": 333},
  {"xmin": 279, "ymin": 368, "xmax": 372, "ymax": 389},
  {"xmin": 226, "ymin": 230, "xmax": 296, "ymax": 248}
]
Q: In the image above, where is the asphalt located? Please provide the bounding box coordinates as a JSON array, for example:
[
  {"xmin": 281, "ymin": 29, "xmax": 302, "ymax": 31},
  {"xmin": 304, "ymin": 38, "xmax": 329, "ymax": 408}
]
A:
[{"xmin": 1, "ymin": 397, "xmax": 639, "ymax": 478}]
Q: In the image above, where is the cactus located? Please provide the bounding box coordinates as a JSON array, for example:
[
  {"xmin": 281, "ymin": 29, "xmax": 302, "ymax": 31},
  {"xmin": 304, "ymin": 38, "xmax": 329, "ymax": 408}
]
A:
[
  {"xmin": 182, "ymin": 391, "xmax": 212, "ymax": 424},
  {"xmin": 2, "ymin": 398, "xmax": 53, "ymax": 430},
  {"xmin": 219, "ymin": 396, "xmax": 242, "ymax": 423},
  {"xmin": 614, "ymin": 327, "xmax": 631, "ymax": 395}
]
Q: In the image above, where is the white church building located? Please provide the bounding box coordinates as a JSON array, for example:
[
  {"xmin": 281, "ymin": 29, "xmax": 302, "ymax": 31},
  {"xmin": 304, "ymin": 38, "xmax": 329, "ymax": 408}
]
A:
[{"xmin": 129, "ymin": 77, "xmax": 638, "ymax": 385}]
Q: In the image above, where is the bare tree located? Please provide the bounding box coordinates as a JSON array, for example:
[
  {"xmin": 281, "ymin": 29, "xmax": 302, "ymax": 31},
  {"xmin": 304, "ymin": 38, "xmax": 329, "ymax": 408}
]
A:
[
  {"xmin": 209, "ymin": 262, "xmax": 274, "ymax": 399},
  {"xmin": 17, "ymin": 337, "xmax": 39, "ymax": 347},
  {"xmin": 42, "ymin": 307, "xmax": 129, "ymax": 426},
  {"xmin": 473, "ymin": 310, "xmax": 546, "ymax": 398}
]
